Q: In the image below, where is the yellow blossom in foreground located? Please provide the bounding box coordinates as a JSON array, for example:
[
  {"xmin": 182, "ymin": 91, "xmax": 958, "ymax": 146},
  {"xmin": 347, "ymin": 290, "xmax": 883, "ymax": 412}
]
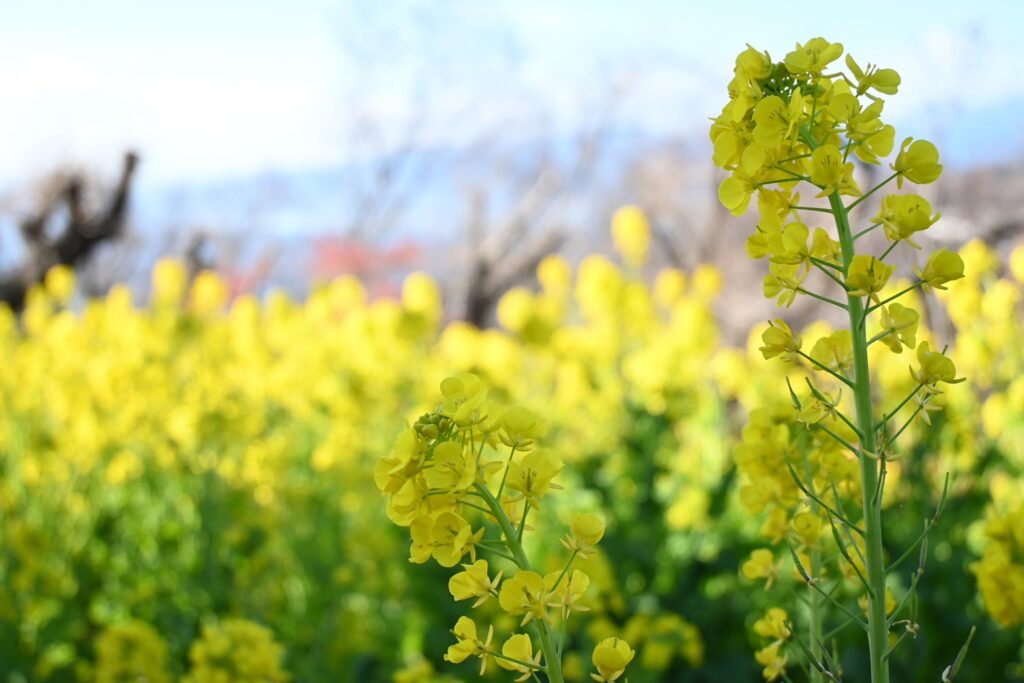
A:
[
  {"xmin": 546, "ymin": 568, "xmax": 591, "ymax": 616},
  {"xmin": 409, "ymin": 512, "xmax": 483, "ymax": 567},
  {"xmin": 500, "ymin": 406, "xmax": 544, "ymax": 451},
  {"xmin": 496, "ymin": 634, "xmax": 541, "ymax": 682},
  {"xmin": 878, "ymin": 303, "xmax": 919, "ymax": 353},
  {"xmin": 499, "ymin": 570, "xmax": 549, "ymax": 626},
  {"xmin": 719, "ymin": 176, "xmax": 754, "ymax": 216},
  {"xmin": 571, "ymin": 512, "xmax": 606, "ymax": 546},
  {"xmin": 445, "ymin": 617, "xmax": 494, "ymax": 675},
  {"xmin": 423, "ymin": 441, "xmax": 476, "ymax": 492},
  {"xmin": 810, "ymin": 144, "xmax": 860, "ymax": 197},
  {"xmin": 893, "ymin": 137, "xmax": 942, "ymax": 188},
  {"xmin": 917, "ymin": 249, "xmax": 965, "ymax": 291},
  {"xmin": 845, "ymin": 54, "xmax": 900, "ymax": 96},
  {"xmin": 759, "ymin": 320, "xmax": 802, "ymax": 361},
  {"xmin": 846, "ymin": 255, "xmax": 894, "ymax": 298},
  {"xmin": 809, "ymin": 329, "xmax": 853, "ymax": 373},
  {"xmin": 449, "ymin": 559, "xmax": 501, "ymax": 607},
  {"xmin": 873, "ymin": 193, "xmax": 940, "ymax": 247},
  {"xmin": 910, "ymin": 342, "xmax": 964, "ymax": 392},
  {"xmin": 505, "ymin": 450, "xmax": 563, "ymax": 507},
  {"xmin": 591, "ymin": 637, "xmax": 635, "ymax": 682}
]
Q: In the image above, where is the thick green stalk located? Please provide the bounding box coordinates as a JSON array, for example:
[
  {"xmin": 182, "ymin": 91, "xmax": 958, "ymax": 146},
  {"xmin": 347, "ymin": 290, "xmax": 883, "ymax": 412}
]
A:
[
  {"xmin": 475, "ymin": 484, "xmax": 564, "ymax": 683},
  {"xmin": 828, "ymin": 192, "xmax": 890, "ymax": 683}
]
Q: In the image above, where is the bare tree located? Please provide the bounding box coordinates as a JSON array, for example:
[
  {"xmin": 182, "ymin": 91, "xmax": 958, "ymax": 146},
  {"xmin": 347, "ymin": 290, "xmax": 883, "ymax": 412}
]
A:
[
  {"xmin": 0, "ymin": 152, "xmax": 139, "ymax": 311},
  {"xmin": 453, "ymin": 83, "xmax": 618, "ymax": 327},
  {"xmin": 328, "ymin": 1, "xmax": 520, "ymax": 245}
]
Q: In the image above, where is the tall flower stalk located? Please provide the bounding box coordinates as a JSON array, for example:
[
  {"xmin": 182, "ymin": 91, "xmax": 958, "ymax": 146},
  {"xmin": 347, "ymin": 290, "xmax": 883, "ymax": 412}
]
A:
[{"xmin": 712, "ymin": 38, "xmax": 969, "ymax": 681}]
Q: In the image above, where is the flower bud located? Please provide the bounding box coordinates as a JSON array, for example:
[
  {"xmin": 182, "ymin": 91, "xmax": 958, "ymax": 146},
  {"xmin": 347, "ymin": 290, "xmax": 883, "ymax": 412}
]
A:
[{"xmin": 572, "ymin": 513, "xmax": 606, "ymax": 546}]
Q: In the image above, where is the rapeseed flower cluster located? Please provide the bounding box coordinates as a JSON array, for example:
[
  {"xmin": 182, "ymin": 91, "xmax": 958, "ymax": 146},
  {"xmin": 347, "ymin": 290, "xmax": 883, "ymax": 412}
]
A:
[
  {"xmin": 972, "ymin": 492, "xmax": 1024, "ymax": 628},
  {"xmin": 939, "ymin": 242, "xmax": 1024, "ymax": 631},
  {"xmin": 712, "ymin": 38, "xmax": 966, "ymax": 682},
  {"xmin": 378, "ymin": 375, "xmax": 633, "ymax": 682},
  {"xmin": 2, "ymin": 200, "xmax": 1022, "ymax": 679},
  {"xmin": 183, "ymin": 619, "xmax": 289, "ymax": 683},
  {"xmin": 85, "ymin": 617, "xmax": 287, "ymax": 683},
  {"xmin": 0, "ymin": 209, "xmax": 723, "ymax": 680},
  {"xmin": 92, "ymin": 620, "xmax": 172, "ymax": 683}
]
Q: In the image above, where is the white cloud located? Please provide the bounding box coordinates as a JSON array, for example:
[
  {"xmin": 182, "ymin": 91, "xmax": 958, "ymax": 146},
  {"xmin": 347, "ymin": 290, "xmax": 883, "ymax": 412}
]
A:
[{"xmin": 1, "ymin": 1, "xmax": 1019, "ymax": 191}]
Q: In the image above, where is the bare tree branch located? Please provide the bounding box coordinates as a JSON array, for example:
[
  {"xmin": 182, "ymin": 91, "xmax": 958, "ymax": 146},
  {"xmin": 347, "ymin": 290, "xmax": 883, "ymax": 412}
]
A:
[{"xmin": 0, "ymin": 151, "xmax": 139, "ymax": 311}]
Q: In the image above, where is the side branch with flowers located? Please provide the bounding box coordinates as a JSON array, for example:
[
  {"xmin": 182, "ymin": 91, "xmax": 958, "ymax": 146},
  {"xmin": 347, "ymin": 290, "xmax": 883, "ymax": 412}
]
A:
[
  {"xmin": 376, "ymin": 374, "xmax": 634, "ymax": 682},
  {"xmin": 712, "ymin": 38, "xmax": 971, "ymax": 682}
]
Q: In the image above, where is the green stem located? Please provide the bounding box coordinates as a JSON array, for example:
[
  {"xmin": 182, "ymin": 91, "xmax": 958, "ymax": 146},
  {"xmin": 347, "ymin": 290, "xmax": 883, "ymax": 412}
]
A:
[
  {"xmin": 462, "ymin": 501, "xmax": 494, "ymax": 516},
  {"xmin": 784, "ymin": 460, "xmax": 863, "ymax": 535},
  {"xmin": 843, "ymin": 138, "xmax": 857, "ymax": 162},
  {"xmin": 549, "ymin": 549, "xmax": 580, "ymax": 593},
  {"xmin": 757, "ymin": 177, "xmax": 806, "ymax": 187},
  {"xmin": 810, "ymin": 258, "xmax": 849, "ymax": 288},
  {"xmin": 492, "ymin": 652, "xmax": 544, "ymax": 670},
  {"xmin": 778, "ymin": 152, "xmax": 813, "ymax": 164},
  {"xmin": 809, "ymin": 255, "xmax": 843, "ymax": 271},
  {"xmin": 877, "ymin": 240, "xmax": 900, "ymax": 263},
  {"xmin": 797, "ymin": 288, "xmax": 849, "ymax": 310},
  {"xmin": 853, "ymin": 222, "xmax": 883, "ymax": 241},
  {"xmin": 813, "ymin": 423, "xmax": 861, "ymax": 457},
  {"xmin": 875, "ymin": 384, "xmax": 925, "ymax": 433},
  {"xmin": 886, "ymin": 399, "xmax": 930, "ymax": 446},
  {"xmin": 517, "ymin": 501, "xmax": 531, "ymax": 542},
  {"xmin": 496, "ymin": 446, "xmax": 517, "ymax": 500},
  {"xmin": 866, "ymin": 330, "xmax": 893, "ymax": 347},
  {"xmin": 865, "ymin": 282, "xmax": 922, "ymax": 316},
  {"xmin": 822, "ymin": 615, "xmax": 859, "ymax": 641},
  {"xmin": 834, "ymin": 411, "xmax": 864, "ymax": 441},
  {"xmin": 799, "ymin": 435, "xmax": 825, "ymax": 683},
  {"xmin": 474, "ymin": 483, "xmax": 564, "ymax": 683},
  {"xmin": 828, "ymin": 191, "xmax": 890, "ymax": 683},
  {"xmin": 796, "ymin": 351, "xmax": 854, "ymax": 388},
  {"xmin": 847, "ymin": 172, "xmax": 898, "ymax": 212},
  {"xmin": 772, "ymin": 166, "xmax": 812, "ymax": 181}
]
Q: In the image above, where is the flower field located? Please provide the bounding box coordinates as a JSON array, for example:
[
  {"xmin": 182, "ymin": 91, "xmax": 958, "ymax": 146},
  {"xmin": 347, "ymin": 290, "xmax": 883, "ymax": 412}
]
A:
[
  {"xmin": 1, "ymin": 227, "xmax": 1023, "ymax": 680},
  {"xmin": 4, "ymin": 31, "xmax": 1024, "ymax": 683}
]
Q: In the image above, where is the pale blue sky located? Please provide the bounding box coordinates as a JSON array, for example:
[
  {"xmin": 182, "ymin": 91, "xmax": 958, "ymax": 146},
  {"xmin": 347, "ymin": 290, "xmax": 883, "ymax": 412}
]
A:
[{"xmin": 0, "ymin": 0, "xmax": 1021, "ymax": 187}]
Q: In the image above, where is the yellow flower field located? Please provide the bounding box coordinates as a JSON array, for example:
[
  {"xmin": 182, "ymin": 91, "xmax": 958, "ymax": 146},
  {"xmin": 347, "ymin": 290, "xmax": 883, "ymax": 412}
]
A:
[{"xmin": 1, "ymin": 228, "xmax": 1022, "ymax": 680}]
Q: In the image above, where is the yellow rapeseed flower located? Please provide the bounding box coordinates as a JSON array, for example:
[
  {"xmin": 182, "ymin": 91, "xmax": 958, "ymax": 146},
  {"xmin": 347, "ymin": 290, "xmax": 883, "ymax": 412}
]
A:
[
  {"xmin": 496, "ymin": 634, "xmax": 541, "ymax": 682},
  {"xmin": 591, "ymin": 637, "xmax": 635, "ymax": 682},
  {"xmin": 445, "ymin": 617, "xmax": 494, "ymax": 675},
  {"xmin": 611, "ymin": 205, "xmax": 651, "ymax": 268},
  {"xmin": 893, "ymin": 137, "xmax": 942, "ymax": 188},
  {"xmin": 499, "ymin": 570, "xmax": 549, "ymax": 626},
  {"xmin": 449, "ymin": 559, "xmax": 501, "ymax": 607}
]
